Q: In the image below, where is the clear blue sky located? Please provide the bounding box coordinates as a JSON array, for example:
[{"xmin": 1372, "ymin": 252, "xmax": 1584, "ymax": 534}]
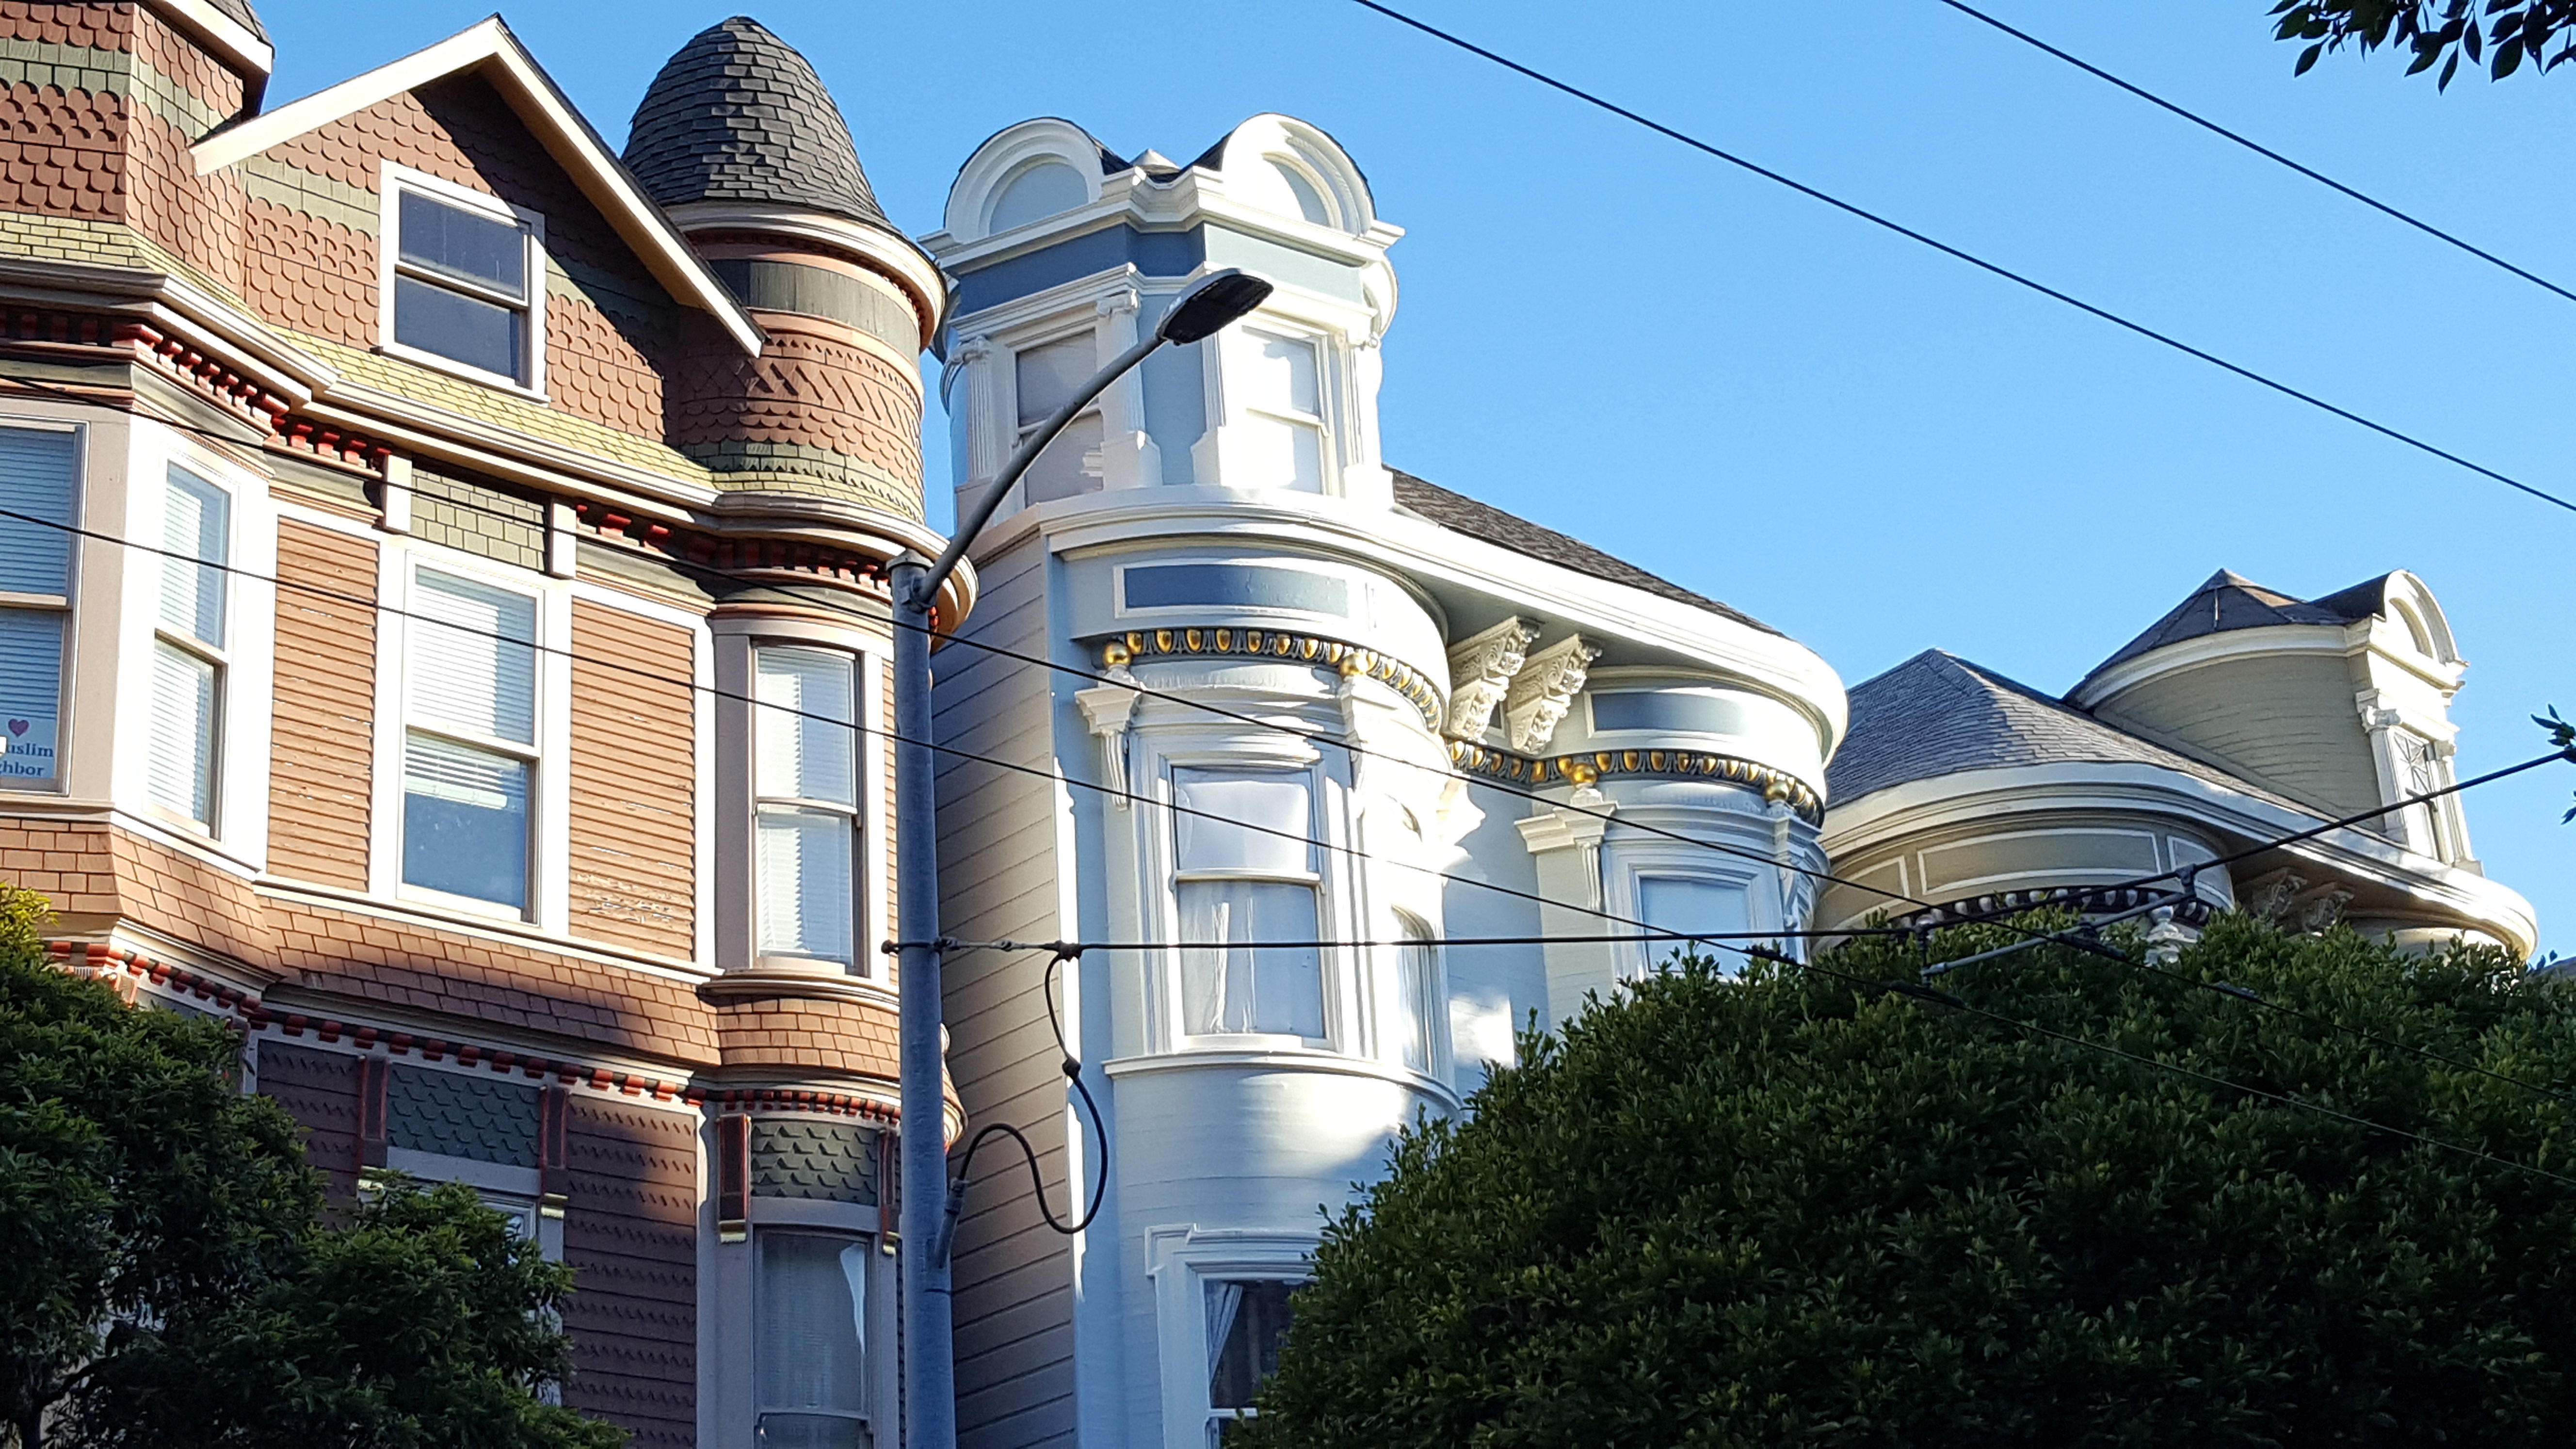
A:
[{"xmin": 258, "ymin": 0, "xmax": 2574, "ymax": 955}]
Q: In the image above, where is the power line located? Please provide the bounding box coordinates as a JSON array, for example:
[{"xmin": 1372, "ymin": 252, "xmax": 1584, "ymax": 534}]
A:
[
  {"xmin": 1930, "ymin": 0, "xmax": 2576, "ymax": 308},
  {"xmin": 1342, "ymin": 0, "xmax": 2576, "ymax": 520}
]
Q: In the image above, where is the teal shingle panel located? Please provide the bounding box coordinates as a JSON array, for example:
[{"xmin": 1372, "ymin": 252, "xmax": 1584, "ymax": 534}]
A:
[
  {"xmin": 749, "ymin": 1117, "xmax": 876, "ymax": 1204},
  {"xmin": 385, "ymin": 1063, "xmax": 541, "ymax": 1166}
]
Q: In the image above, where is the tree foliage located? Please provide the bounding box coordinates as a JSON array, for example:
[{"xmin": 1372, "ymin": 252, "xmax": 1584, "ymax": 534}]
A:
[
  {"xmin": 0, "ymin": 886, "xmax": 620, "ymax": 1449},
  {"xmin": 2273, "ymin": 0, "xmax": 2576, "ymax": 85},
  {"xmin": 1242, "ymin": 915, "xmax": 2576, "ymax": 1448}
]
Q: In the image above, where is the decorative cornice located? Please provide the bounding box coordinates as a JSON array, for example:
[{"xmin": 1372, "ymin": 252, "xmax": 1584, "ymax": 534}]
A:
[
  {"xmin": 1098, "ymin": 626, "xmax": 1444, "ymax": 729},
  {"xmin": 572, "ymin": 499, "xmax": 894, "ymax": 601},
  {"xmin": 1449, "ymin": 739, "xmax": 1824, "ymax": 823},
  {"xmin": 1890, "ymin": 885, "xmax": 2217, "ymax": 933},
  {"xmin": 711, "ymin": 1086, "xmax": 899, "ymax": 1123}
]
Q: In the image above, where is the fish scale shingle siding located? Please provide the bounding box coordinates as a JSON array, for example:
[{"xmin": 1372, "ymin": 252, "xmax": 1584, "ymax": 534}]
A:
[{"xmin": 561, "ymin": 1095, "xmax": 700, "ymax": 1449}]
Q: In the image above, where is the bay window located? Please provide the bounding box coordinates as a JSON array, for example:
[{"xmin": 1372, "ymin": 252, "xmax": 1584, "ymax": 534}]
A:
[
  {"xmin": 0, "ymin": 423, "xmax": 75, "ymax": 787},
  {"xmin": 757, "ymin": 1230, "xmax": 871, "ymax": 1448},
  {"xmin": 1236, "ymin": 329, "xmax": 1323, "ymax": 492},
  {"xmin": 755, "ymin": 646, "xmax": 860, "ymax": 970},
  {"xmin": 402, "ymin": 568, "xmax": 539, "ymax": 912},
  {"xmin": 148, "ymin": 464, "xmax": 228, "ymax": 827},
  {"xmin": 1013, "ymin": 333, "xmax": 1104, "ymax": 505},
  {"xmin": 1172, "ymin": 767, "xmax": 1324, "ymax": 1040}
]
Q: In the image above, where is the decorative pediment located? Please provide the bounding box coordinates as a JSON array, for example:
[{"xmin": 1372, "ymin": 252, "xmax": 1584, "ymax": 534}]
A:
[
  {"xmin": 1443, "ymin": 617, "xmax": 1537, "ymax": 742},
  {"xmin": 1504, "ymin": 634, "xmax": 1601, "ymax": 754}
]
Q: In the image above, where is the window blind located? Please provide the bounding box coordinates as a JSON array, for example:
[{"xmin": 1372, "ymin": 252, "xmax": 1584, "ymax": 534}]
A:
[
  {"xmin": 0, "ymin": 425, "xmax": 74, "ymax": 595},
  {"xmin": 410, "ymin": 569, "xmax": 536, "ymax": 744},
  {"xmin": 755, "ymin": 647, "xmax": 855, "ymax": 806},
  {"xmin": 148, "ymin": 641, "xmax": 214, "ymax": 823},
  {"xmin": 158, "ymin": 466, "xmax": 227, "ymax": 645},
  {"xmin": 0, "ymin": 609, "xmax": 62, "ymax": 782},
  {"xmin": 402, "ymin": 731, "xmax": 529, "ymax": 908},
  {"xmin": 757, "ymin": 807, "xmax": 853, "ymax": 963}
]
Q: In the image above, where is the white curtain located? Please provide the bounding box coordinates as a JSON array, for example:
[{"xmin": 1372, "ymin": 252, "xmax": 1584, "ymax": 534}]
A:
[
  {"xmin": 410, "ymin": 569, "xmax": 536, "ymax": 745},
  {"xmin": 1178, "ymin": 881, "xmax": 1322, "ymax": 1037},
  {"xmin": 757, "ymin": 1232, "xmax": 869, "ymax": 1419},
  {"xmin": 1205, "ymin": 1279, "xmax": 1245, "ymax": 1387},
  {"xmin": 1172, "ymin": 770, "xmax": 1311, "ymax": 874},
  {"xmin": 147, "ymin": 641, "xmax": 215, "ymax": 823},
  {"xmin": 1395, "ymin": 918, "xmax": 1439, "ymax": 1074}
]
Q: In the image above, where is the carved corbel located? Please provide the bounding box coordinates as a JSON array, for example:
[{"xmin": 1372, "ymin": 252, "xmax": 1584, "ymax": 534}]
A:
[
  {"xmin": 1443, "ymin": 617, "xmax": 1537, "ymax": 742},
  {"xmin": 1076, "ymin": 646, "xmax": 1143, "ymax": 809},
  {"xmin": 1504, "ymin": 634, "xmax": 1601, "ymax": 754}
]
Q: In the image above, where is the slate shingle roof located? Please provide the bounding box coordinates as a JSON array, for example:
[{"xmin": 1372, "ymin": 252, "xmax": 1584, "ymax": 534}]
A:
[
  {"xmin": 1389, "ymin": 469, "xmax": 1780, "ymax": 636},
  {"xmin": 2078, "ymin": 568, "xmax": 2393, "ymax": 692},
  {"xmin": 210, "ymin": 0, "xmax": 267, "ymax": 41},
  {"xmin": 623, "ymin": 16, "xmax": 888, "ymax": 229},
  {"xmin": 1828, "ymin": 648, "xmax": 2316, "ymax": 817}
]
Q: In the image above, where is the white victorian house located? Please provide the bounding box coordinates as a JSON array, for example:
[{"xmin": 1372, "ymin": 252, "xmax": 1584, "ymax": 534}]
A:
[{"xmin": 919, "ymin": 114, "xmax": 1846, "ymax": 1449}]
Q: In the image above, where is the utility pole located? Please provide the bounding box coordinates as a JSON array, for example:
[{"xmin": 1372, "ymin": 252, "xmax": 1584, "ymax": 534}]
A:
[{"xmin": 893, "ymin": 269, "xmax": 1273, "ymax": 1449}]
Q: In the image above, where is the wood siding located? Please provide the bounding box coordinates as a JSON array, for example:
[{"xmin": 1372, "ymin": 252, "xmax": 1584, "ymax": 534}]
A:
[
  {"xmin": 936, "ymin": 538, "xmax": 1077, "ymax": 1449},
  {"xmin": 267, "ymin": 520, "xmax": 377, "ymax": 889},
  {"xmin": 566, "ymin": 600, "xmax": 696, "ymax": 961},
  {"xmin": 2094, "ymin": 654, "xmax": 2383, "ymax": 822},
  {"xmin": 561, "ymin": 1096, "xmax": 700, "ymax": 1449}
]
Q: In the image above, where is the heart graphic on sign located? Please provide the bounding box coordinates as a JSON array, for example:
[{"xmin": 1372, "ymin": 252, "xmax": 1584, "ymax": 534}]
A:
[{"xmin": 5, "ymin": 720, "xmax": 25, "ymax": 738}]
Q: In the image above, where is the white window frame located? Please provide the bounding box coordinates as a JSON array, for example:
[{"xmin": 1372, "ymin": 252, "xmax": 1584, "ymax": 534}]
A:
[
  {"xmin": 374, "ymin": 544, "xmax": 568, "ymax": 928},
  {"xmin": 751, "ymin": 641, "xmax": 870, "ymax": 976},
  {"xmin": 146, "ymin": 461, "xmax": 231, "ymax": 833},
  {"xmin": 750, "ymin": 1224, "xmax": 877, "ymax": 1447},
  {"xmin": 0, "ymin": 416, "xmax": 83, "ymax": 795},
  {"xmin": 1146, "ymin": 1225, "xmax": 1316, "ymax": 1449},
  {"xmin": 1607, "ymin": 849, "xmax": 1771, "ymax": 981},
  {"xmin": 1160, "ymin": 755, "xmax": 1337, "ymax": 1052},
  {"xmin": 1227, "ymin": 322, "xmax": 1331, "ymax": 494},
  {"xmin": 376, "ymin": 162, "xmax": 549, "ymax": 398},
  {"xmin": 1385, "ymin": 912, "xmax": 1449, "ymax": 1081}
]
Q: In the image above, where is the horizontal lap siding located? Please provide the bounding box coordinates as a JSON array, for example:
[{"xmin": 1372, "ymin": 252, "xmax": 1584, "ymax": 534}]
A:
[
  {"xmin": 267, "ymin": 521, "xmax": 376, "ymax": 889},
  {"xmin": 562, "ymin": 1096, "xmax": 699, "ymax": 1449},
  {"xmin": 938, "ymin": 539, "xmax": 1075, "ymax": 1449},
  {"xmin": 566, "ymin": 600, "xmax": 696, "ymax": 961}
]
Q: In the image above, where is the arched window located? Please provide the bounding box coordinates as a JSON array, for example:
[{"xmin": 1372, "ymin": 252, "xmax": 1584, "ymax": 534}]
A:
[{"xmin": 989, "ymin": 160, "xmax": 1089, "ymax": 233}]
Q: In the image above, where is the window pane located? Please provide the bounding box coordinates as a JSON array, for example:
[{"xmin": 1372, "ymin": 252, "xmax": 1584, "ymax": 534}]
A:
[
  {"xmin": 394, "ymin": 274, "xmax": 524, "ymax": 380},
  {"xmin": 1171, "ymin": 769, "xmax": 1310, "ymax": 874},
  {"xmin": 1243, "ymin": 332, "xmax": 1319, "ymax": 416},
  {"xmin": 410, "ymin": 570, "xmax": 537, "ymax": 744},
  {"xmin": 758, "ymin": 1233, "xmax": 869, "ymax": 1419},
  {"xmin": 1020, "ymin": 411, "xmax": 1103, "ymax": 505},
  {"xmin": 756, "ymin": 647, "xmax": 856, "ymax": 806},
  {"xmin": 398, "ymin": 190, "xmax": 527, "ymax": 295},
  {"xmin": 1236, "ymin": 415, "xmax": 1321, "ymax": 492},
  {"xmin": 148, "ymin": 641, "xmax": 215, "ymax": 824},
  {"xmin": 0, "ymin": 608, "xmax": 63, "ymax": 783},
  {"xmin": 159, "ymin": 466, "xmax": 227, "ymax": 645},
  {"xmin": 1179, "ymin": 880, "xmax": 1322, "ymax": 1037},
  {"xmin": 1208, "ymin": 1279, "xmax": 1296, "ymax": 1411},
  {"xmin": 1014, "ymin": 335, "xmax": 1095, "ymax": 428},
  {"xmin": 758, "ymin": 807, "xmax": 853, "ymax": 965},
  {"xmin": 1638, "ymin": 876, "xmax": 1750, "ymax": 970},
  {"xmin": 0, "ymin": 425, "xmax": 75, "ymax": 595},
  {"xmin": 402, "ymin": 732, "xmax": 529, "ymax": 908},
  {"xmin": 1395, "ymin": 920, "xmax": 1439, "ymax": 1074}
]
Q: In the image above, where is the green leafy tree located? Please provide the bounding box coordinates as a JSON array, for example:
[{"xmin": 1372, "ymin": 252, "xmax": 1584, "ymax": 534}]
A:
[
  {"xmin": 2273, "ymin": 0, "xmax": 2576, "ymax": 85},
  {"xmin": 1242, "ymin": 915, "xmax": 2576, "ymax": 1447},
  {"xmin": 0, "ymin": 886, "xmax": 620, "ymax": 1449}
]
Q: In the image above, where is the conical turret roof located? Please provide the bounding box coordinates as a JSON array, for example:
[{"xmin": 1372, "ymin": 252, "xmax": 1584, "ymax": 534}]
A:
[{"xmin": 623, "ymin": 16, "xmax": 888, "ymax": 229}]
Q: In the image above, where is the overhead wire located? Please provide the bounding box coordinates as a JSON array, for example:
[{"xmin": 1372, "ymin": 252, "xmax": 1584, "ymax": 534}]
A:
[
  {"xmin": 1929, "ymin": 0, "xmax": 2576, "ymax": 307},
  {"xmin": 1341, "ymin": 0, "xmax": 2576, "ymax": 520}
]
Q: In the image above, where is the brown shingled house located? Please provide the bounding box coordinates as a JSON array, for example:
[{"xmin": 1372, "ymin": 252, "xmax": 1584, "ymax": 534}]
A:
[{"xmin": 0, "ymin": 7, "xmax": 950, "ymax": 1445}]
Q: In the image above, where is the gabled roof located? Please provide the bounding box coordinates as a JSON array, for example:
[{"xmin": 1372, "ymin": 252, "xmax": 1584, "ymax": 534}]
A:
[
  {"xmin": 1828, "ymin": 649, "xmax": 2312, "ymax": 815},
  {"xmin": 624, "ymin": 17, "xmax": 890, "ymax": 231},
  {"xmin": 1389, "ymin": 470, "xmax": 1779, "ymax": 635},
  {"xmin": 190, "ymin": 17, "xmax": 762, "ymax": 356},
  {"xmin": 2077, "ymin": 568, "xmax": 2396, "ymax": 692}
]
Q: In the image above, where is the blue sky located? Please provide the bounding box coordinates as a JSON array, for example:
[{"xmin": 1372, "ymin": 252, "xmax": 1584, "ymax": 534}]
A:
[{"xmin": 258, "ymin": 0, "xmax": 2574, "ymax": 954}]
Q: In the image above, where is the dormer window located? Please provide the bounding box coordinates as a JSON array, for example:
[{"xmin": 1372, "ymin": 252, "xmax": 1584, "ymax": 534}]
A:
[
  {"xmin": 381, "ymin": 167, "xmax": 546, "ymax": 392},
  {"xmin": 1235, "ymin": 328, "xmax": 1324, "ymax": 492},
  {"xmin": 1013, "ymin": 334, "xmax": 1104, "ymax": 505}
]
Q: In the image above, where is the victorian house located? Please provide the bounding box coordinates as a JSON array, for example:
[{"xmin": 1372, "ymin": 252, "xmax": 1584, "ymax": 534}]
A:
[{"xmin": 0, "ymin": 7, "xmax": 945, "ymax": 1446}]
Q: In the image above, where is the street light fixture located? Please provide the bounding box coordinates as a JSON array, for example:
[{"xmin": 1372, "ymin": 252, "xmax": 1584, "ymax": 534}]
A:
[{"xmin": 891, "ymin": 268, "xmax": 1272, "ymax": 1449}]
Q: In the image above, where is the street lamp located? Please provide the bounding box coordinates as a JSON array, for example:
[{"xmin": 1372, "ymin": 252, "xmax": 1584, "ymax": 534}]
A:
[{"xmin": 890, "ymin": 267, "xmax": 1273, "ymax": 1449}]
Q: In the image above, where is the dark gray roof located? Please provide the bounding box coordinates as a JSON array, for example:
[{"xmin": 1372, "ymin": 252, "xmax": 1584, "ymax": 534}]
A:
[
  {"xmin": 205, "ymin": 0, "xmax": 266, "ymax": 40},
  {"xmin": 623, "ymin": 16, "xmax": 887, "ymax": 229},
  {"xmin": 1389, "ymin": 470, "xmax": 1780, "ymax": 635},
  {"xmin": 2077, "ymin": 568, "xmax": 2393, "ymax": 693},
  {"xmin": 1828, "ymin": 649, "xmax": 2316, "ymax": 815}
]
